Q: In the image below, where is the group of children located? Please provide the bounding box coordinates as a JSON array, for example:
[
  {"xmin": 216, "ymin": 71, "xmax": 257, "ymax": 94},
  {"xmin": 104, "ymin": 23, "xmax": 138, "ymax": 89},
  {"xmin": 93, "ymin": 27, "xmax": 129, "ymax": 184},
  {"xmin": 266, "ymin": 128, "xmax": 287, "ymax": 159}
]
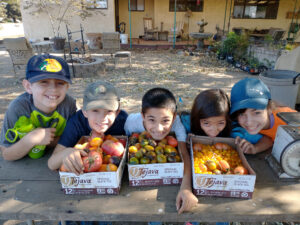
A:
[{"xmin": 0, "ymin": 54, "xmax": 295, "ymax": 218}]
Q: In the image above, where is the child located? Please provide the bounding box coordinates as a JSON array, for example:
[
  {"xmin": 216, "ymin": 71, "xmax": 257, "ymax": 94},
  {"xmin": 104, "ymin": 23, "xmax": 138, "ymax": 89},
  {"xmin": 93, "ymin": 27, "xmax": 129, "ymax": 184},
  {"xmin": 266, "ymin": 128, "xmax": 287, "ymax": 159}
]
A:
[
  {"xmin": 48, "ymin": 81, "xmax": 128, "ymax": 175},
  {"xmin": 230, "ymin": 78, "xmax": 296, "ymax": 154},
  {"xmin": 190, "ymin": 89, "xmax": 231, "ymax": 137},
  {"xmin": 124, "ymin": 87, "xmax": 198, "ymax": 215},
  {"xmin": 0, "ymin": 54, "xmax": 76, "ymax": 161}
]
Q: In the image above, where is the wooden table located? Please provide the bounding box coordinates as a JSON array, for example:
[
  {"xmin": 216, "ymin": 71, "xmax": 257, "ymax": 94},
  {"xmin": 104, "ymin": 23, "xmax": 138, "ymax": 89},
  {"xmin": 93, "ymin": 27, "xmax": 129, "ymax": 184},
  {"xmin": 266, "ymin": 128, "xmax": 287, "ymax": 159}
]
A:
[{"xmin": 1, "ymin": 150, "xmax": 300, "ymax": 223}]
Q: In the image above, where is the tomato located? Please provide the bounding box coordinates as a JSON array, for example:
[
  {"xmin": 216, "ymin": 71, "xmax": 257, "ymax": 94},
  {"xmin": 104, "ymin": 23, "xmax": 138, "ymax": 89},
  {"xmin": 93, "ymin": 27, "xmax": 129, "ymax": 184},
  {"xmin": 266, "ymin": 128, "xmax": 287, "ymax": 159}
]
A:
[
  {"xmin": 119, "ymin": 138, "xmax": 127, "ymax": 147},
  {"xmin": 89, "ymin": 137, "xmax": 103, "ymax": 147},
  {"xmin": 102, "ymin": 140, "xmax": 125, "ymax": 157},
  {"xmin": 82, "ymin": 151, "xmax": 102, "ymax": 173},
  {"xmin": 131, "ymin": 133, "xmax": 139, "ymax": 139},
  {"xmin": 60, "ymin": 164, "xmax": 68, "ymax": 172},
  {"xmin": 74, "ymin": 142, "xmax": 88, "ymax": 150},
  {"xmin": 105, "ymin": 134, "xmax": 119, "ymax": 142},
  {"xmin": 167, "ymin": 136, "xmax": 178, "ymax": 147},
  {"xmin": 218, "ymin": 160, "xmax": 230, "ymax": 172},
  {"xmin": 234, "ymin": 166, "xmax": 248, "ymax": 175},
  {"xmin": 214, "ymin": 142, "xmax": 231, "ymax": 150},
  {"xmin": 193, "ymin": 143, "xmax": 202, "ymax": 151}
]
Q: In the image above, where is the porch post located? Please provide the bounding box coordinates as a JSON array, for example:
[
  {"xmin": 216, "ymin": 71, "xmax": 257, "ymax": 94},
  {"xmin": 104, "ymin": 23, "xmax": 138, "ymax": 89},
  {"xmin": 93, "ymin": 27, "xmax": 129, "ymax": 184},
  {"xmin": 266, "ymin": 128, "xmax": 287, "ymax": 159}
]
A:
[
  {"xmin": 223, "ymin": 0, "xmax": 228, "ymax": 35},
  {"xmin": 288, "ymin": 0, "xmax": 298, "ymax": 41},
  {"xmin": 129, "ymin": 0, "xmax": 132, "ymax": 49},
  {"xmin": 227, "ymin": 0, "xmax": 233, "ymax": 33},
  {"xmin": 173, "ymin": 0, "xmax": 177, "ymax": 49}
]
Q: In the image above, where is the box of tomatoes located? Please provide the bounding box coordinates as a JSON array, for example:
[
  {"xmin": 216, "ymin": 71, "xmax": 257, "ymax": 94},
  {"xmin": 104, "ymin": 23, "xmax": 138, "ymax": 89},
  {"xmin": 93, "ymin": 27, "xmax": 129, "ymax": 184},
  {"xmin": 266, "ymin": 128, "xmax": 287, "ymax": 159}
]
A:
[
  {"xmin": 127, "ymin": 131, "xmax": 184, "ymax": 186},
  {"xmin": 190, "ymin": 136, "xmax": 256, "ymax": 199},
  {"xmin": 59, "ymin": 135, "xmax": 127, "ymax": 195}
]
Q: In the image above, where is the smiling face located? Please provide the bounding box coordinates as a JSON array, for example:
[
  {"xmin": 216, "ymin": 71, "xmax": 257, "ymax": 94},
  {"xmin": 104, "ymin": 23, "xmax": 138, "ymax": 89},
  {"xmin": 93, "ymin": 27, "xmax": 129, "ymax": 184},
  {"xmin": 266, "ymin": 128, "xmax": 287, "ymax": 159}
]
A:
[
  {"xmin": 142, "ymin": 108, "xmax": 175, "ymax": 141},
  {"xmin": 23, "ymin": 78, "xmax": 69, "ymax": 114},
  {"xmin": 200, "ymin": 115, "xmax": 227, "ymax": 138},
  {"xmin": 237, "ymin": 108, "xmax": 270, "ymax": 134},
  {"xmin": 83, "ymin": 108, "xmax": 119, "ymax": 136}
]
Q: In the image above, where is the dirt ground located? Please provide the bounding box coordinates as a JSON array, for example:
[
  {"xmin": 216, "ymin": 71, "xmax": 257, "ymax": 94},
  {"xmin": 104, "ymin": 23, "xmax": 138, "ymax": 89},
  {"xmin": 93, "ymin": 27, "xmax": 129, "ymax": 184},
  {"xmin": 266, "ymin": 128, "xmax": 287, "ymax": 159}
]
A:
[{"xmin": 1, "ymin": 45, "xmax": 290, "ymax": 225}]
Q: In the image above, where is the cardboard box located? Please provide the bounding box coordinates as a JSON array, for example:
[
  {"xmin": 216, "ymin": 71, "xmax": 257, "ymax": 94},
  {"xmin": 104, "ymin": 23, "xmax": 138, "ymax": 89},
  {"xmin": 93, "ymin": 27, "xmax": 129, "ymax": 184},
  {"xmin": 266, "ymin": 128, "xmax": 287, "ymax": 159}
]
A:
[
  {"xmin": 190, "ymin": 136, "xmax": 256, "ymax": 199},
  {"xmin": 59, "ymin": 136, "xmax": 127, "ymax": 195},
  {"xmin": 128, "ymin": 135, "xmax": 184, "ymax": 187}
]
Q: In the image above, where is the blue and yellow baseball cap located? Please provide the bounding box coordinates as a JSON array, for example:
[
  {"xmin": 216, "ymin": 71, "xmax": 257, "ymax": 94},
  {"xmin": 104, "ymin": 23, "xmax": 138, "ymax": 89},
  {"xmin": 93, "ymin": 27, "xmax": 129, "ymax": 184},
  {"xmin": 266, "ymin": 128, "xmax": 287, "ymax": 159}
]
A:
[
  {"xmin": 230, "ymin": 78, "xmax": 271, "ymax": 115},
  {"xmin": 26, "ymin": 54, "xmax": 71, "ymax": 84}
]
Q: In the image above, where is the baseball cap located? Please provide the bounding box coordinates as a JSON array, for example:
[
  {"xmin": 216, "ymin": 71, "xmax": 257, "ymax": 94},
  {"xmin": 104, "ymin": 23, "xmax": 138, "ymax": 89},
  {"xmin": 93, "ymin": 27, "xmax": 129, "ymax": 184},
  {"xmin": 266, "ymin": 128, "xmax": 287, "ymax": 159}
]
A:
[
  {"xmin": 26, "ymin": 54, "xmax": 71, "ymax": 84},
  {"xmin": 83, "ymin": 81, "xmax": 120, "ymax": 111},
  {"xmin": 230, "ymin": 78, "xmax": 271, "ymax": 115}
]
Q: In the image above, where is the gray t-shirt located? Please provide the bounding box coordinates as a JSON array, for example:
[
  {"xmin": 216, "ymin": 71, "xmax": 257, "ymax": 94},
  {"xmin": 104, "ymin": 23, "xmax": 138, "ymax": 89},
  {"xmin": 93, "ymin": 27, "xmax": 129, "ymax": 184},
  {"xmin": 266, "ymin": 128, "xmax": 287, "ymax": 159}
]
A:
[
  {"xmin": 0, "ymin": 92, "xmax": 76, "ymax": 147},
  {"xmin": 124, "ymin": 112, "xmax": 187, "ymax": 142}
]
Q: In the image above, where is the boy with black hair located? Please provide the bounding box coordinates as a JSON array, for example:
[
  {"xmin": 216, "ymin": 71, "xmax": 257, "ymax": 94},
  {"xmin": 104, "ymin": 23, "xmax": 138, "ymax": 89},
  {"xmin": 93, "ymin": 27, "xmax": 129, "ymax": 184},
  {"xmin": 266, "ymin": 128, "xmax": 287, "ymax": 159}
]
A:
[
  {"xmin": 0, "ymin": 54, "xmax": 76, "ymax": 160},
  {"xmin": 48, "ymin": 81, "xmax": 128, "ymax": 175},
  {"xmin": 124, "ymin": 87, "xmax": 198, "ymax": 215}
]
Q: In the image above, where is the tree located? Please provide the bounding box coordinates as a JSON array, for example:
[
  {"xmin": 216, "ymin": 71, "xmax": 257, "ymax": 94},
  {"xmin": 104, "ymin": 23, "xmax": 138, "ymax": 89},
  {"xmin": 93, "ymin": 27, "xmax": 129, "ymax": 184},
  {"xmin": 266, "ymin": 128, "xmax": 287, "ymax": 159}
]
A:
[
  {"xmin": 0, "ymin": 3, "xmax": 7, "ymax": 22},
  {"xmin": 23, "ymin": 0, "xmax": 105, "ymax": 37},
  {"xmin": 3, "ymin": 0, "xmax": 21, "ymax": 22}
]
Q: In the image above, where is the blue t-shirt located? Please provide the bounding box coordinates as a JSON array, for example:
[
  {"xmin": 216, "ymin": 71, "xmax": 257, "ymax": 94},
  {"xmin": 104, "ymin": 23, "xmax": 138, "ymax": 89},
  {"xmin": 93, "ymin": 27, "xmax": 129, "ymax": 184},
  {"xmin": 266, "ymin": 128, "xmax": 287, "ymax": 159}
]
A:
[{"xmin": 58, "ymin": 109, "xmax": 128, "ymax": 147}]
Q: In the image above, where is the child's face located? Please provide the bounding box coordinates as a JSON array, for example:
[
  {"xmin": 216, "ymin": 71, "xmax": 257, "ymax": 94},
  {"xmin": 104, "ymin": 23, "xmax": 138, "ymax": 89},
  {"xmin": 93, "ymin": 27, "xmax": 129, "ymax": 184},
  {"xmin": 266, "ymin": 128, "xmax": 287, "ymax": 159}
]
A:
[
  {"xmin": 83, "ymin": 108, "xmax": 119, "ymax": 135},
  {"xmin": 142, "ymin": 108, "xmax": 175, "ymax": 141},
  {"xmin": 200, "ymin": 115, "xmax": 226, "ymax": 137},
  {"xmin": 237, "ymin": 108, "xmax": 270, "ymax": 134},
  {"xmin": 23, "ymin": 79, "xmax": 69, "ymax": 114}
]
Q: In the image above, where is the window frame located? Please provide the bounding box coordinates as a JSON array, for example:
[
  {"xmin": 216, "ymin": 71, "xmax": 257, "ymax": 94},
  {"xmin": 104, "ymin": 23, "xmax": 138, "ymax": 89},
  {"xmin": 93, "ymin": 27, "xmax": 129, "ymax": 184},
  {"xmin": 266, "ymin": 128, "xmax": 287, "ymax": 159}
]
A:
[
  {"xmin": 232, "ymin": 0, "xmax": 279, "ymax": 19},
  {"xmin": 128, "ymin": 0, "xmax": 145, "ymax": 12},
  {"xmin": 85, "ymin": 0, "xmax": 108, "ymax": 9},
  {"xmin": 169, "ymin": 0, "xmax": 204, "ymax": 12}
]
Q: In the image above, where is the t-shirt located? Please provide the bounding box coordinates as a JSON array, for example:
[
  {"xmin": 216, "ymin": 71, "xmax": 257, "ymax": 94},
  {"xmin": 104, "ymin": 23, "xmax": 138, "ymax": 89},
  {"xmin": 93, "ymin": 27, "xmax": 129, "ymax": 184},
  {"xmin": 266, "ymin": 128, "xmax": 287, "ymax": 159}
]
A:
[
  {"xmin": 260, "ymin": 107, "xmax": 296, "ymax": 141},
  {"xmin": 0, "ymin": 92, "xmax": 76, "ymax": 147},
  {"xmin": 124, "ymin": 113, "xmax": 187, "ymax": 142},
  {"xmin": 58, "ymin": 109, "xmax": 128, "ymax": 147}
]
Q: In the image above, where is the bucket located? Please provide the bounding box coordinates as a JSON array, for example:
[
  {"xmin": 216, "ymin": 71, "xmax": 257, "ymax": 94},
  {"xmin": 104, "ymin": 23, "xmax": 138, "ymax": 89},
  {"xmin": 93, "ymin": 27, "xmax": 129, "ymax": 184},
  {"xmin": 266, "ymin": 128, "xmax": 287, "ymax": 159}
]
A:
[
  {"xmin": 259, "ymin": 70, "xmax": 300, "ymax": 109},
  {"xmin": 120, "ymin": 34, "xmax": 128, "ymax": 44}
]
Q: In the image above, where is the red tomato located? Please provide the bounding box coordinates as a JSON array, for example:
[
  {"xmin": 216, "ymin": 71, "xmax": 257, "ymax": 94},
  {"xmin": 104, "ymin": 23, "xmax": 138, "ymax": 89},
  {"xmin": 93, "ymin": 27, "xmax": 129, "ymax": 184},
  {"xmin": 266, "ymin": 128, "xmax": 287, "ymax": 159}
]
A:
[
  {"xmin": 167, "ymin": 136, "xmax": 178, "ymax": 147},
  {"xmin": 131, "ymin": 133, "xmax": 139, "ymax": 138},
  {"xmin": 119, "ymin": 138, "xmax": 127, "ymax": 147},
  {"xmin": 82, "ymin": 151, "xmax": 102, "ymax": 173},
  {"xmin": 102, "ymin": 140, "xmax": 125, "ymax": 157}
]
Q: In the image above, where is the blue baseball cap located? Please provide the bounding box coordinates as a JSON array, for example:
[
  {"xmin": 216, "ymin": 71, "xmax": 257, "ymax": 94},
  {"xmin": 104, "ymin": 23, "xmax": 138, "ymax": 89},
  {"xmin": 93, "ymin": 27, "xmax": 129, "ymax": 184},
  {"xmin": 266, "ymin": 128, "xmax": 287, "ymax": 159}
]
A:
[
  {"xmin": 230, "ymin": 78, "xmax": 271, "ymax": 115},
  {"xmin": 26, "ymin": 54, "xmax": 71, "ymax": 84}
]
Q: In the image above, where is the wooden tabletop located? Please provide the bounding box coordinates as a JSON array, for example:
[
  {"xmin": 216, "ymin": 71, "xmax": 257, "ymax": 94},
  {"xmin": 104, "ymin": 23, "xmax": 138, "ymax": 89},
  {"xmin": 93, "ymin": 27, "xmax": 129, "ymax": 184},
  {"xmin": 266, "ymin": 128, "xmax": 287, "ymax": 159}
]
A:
[{"xmin": 0, "ymin": 150, "xmax": 300, "ymax": 222}]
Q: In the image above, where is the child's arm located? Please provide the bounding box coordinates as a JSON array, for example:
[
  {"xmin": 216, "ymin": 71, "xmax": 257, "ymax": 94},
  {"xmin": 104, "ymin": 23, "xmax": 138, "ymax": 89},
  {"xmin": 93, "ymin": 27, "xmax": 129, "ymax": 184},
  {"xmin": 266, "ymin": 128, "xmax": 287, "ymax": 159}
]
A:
[
  {"xmin": 1, "ymin": 127, "xmax": 56, "ymax": 161},
  {"xmin": 176, "ymin": 141, "xmax": 198, "ymax": 214},
  {"xmin": 48, "ymin": 144, "xmax": 87, "ymax": 175},
  {"xmin": 235, "ymin": 135, "xmax": 273, "ymax": 154}
]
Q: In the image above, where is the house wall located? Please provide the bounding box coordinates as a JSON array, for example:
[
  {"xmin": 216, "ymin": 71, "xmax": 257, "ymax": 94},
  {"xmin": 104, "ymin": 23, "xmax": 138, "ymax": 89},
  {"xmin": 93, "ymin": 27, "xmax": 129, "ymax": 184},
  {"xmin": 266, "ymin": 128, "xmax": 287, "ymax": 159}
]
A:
[
  {"xmin": 20, "ymin": 0, "xmax": 115, "ymax": 41},
  {"xmin": 120, "ymin": 0, "xmax": 299, "ymax": 41},
  {"xmin": 118, "ymin": 0, "xmax": 154, "ymax": 38}
]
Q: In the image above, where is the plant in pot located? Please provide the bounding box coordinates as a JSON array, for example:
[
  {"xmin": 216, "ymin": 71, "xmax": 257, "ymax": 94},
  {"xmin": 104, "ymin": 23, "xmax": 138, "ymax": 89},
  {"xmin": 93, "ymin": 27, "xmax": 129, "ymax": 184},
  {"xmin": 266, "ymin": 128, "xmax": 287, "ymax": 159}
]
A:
[
  {"xmin": 23, "ymin": 0, "xmax": 105, "ymax": 50},
  {"xmin": 247, "ymin": 56, "xmax": 260, "ymax": 75},
  {"xmin": 222, "ymin": 32, "xmax": 240, "ymax": 63}
]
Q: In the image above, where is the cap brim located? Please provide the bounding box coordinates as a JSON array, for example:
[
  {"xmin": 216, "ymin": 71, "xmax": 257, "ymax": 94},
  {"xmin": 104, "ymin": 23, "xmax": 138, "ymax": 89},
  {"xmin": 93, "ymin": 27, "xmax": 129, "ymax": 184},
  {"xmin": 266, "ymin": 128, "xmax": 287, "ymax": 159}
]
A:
[
  {"xmin": 27, "ymin": 73, "xmax": 72, "ymax": 84},
  {"xmin": 230, "ymin": 98, "xmax": 268, "ymax": 115},
  {"xmin": 84, "ymin": 99, "xmax": 119, "ymax": 111}
]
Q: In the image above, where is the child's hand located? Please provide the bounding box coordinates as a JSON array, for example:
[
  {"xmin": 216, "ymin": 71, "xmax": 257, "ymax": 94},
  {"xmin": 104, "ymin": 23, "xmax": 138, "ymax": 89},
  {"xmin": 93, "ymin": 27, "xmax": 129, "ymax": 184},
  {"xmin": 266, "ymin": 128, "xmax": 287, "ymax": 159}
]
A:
[
  {"xmin": 28, "ymin": 128, "xmax": 56, "ymax": 146},
  {"xmin": 235, "ymin": 136, "xmax": 257, "ymax": 154},
  {"xmin": 176, "ymin": 189, "xmax": 198, "ymax": 214},
  {"xmin": 62, "ymin": 148, "xmax": 88, "ymax": 175}
]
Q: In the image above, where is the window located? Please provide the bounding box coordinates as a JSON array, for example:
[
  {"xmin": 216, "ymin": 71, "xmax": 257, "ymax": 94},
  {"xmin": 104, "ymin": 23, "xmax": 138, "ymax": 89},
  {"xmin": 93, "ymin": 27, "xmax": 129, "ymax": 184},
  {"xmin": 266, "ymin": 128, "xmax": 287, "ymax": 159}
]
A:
[
  {"xmin": 169, "ymin": 0, "xmax": 203, "ymax": 12},
  {"xmin": 233, "ymin": 0, "xmax": 279, "ymax": 19},
  {"xmin": 85, "ymin": 0, "xmax": 108, "ymax": 9},
  {"xmin": 129, "ymin": 0, "xmax": 145, "ymax": 11}
]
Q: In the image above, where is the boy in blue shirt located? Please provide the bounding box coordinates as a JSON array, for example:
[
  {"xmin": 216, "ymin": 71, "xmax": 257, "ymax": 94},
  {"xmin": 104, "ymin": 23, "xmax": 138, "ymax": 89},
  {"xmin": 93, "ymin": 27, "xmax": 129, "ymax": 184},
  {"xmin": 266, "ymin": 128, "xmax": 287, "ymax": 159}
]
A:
[{"xmin": 48, "ymin": 81, "xmax": 127, "ymax": 175}]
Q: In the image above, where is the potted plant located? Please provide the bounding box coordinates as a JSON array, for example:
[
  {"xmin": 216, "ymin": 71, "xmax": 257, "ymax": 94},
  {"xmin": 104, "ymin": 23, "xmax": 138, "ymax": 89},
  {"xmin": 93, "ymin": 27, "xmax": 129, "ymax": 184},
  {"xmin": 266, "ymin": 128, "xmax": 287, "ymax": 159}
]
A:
[{"xmin": 23, "ymin": 0, "xmax": 105, "ymax": 50}]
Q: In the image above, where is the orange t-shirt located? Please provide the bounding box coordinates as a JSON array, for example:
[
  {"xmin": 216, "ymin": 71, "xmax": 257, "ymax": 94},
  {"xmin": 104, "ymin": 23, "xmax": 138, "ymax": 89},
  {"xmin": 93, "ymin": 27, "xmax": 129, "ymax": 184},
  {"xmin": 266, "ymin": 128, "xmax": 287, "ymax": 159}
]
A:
[{"xmin": 259, "ymin": 107, "xmax": 297, "ymax": 141}]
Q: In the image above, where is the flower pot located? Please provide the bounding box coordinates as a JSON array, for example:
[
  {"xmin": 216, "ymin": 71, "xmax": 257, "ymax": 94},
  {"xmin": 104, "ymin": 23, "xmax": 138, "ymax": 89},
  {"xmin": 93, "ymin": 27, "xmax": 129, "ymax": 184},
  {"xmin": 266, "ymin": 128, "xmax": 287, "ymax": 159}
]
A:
[{"xmin": 53, "ymin": 37, "xmax": 66, "ymax": 50}]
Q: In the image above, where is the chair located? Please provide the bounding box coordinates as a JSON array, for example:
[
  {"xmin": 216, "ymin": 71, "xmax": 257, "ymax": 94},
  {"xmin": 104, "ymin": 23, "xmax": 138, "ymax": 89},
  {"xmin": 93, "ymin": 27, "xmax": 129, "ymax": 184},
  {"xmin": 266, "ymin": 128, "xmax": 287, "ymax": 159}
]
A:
[
  {"xmin": 3, "ymin": 37, "xmax": 34, "ymax": 77},
  {"xmin": 168, "ymin": 21, "xmax": 184, "ymax": 42},
  {"xmin": 143, "ymin": 18, "xmax": 158, "ymax": 40}
]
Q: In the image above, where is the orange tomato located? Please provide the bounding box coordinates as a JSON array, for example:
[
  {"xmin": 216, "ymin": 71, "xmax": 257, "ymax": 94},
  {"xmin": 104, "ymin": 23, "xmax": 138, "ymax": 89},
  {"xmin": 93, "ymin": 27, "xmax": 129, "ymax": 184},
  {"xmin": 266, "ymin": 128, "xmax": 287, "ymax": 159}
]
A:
[
  {"xmin": 103, "ymin": 154, "xmax": 111, "ymax": 164},
  {"xmin": 214, "ymin": 142, "xmax": 231, "ymax": 150},
  {"xmin": 167, "ymin": 136, "xmax": 178, "ymax": 147},
  {"xmin": 89, "ymin": 137, "xmax": 103, "ymax": 147},
  {"xmin": 198, "ymin": 163, "xmax": 208, "ymax": 173},
  {"xmin": 107, "ymin": 163, "xmax": 118, "ymax": 171},
  {"xmin": 193, "ymin": 143, "xmax": 202, "ymax": 152},
  {"xmin": 234, "ymin": 166, "xmax": 248, "ymax": 175},
  {"xmin": 105, "ymin": 135, "xmax": 119, "ymax": 142},
  {"xmin": 99, "ymin": 164, "xmax": 108, "ymax": 172},
  {"xmin": 218, "ymin": 160, "xmax": 230, "ymax": 172}
]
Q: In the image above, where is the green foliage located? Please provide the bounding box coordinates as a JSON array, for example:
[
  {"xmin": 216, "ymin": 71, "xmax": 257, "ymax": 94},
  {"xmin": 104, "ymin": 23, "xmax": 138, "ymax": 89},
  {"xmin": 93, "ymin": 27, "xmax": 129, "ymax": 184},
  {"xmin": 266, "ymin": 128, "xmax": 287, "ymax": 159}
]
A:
[
  {"xmin": 5, "ymin": 0, "xmax": 21, "ymax": 22},
  {"xmin": 220, "ymin": 32, "xmax": 249, "ymax": 59},
  {"xmin": 0, "ymin": 3, "xmax": 7, "ymax": 22}
]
